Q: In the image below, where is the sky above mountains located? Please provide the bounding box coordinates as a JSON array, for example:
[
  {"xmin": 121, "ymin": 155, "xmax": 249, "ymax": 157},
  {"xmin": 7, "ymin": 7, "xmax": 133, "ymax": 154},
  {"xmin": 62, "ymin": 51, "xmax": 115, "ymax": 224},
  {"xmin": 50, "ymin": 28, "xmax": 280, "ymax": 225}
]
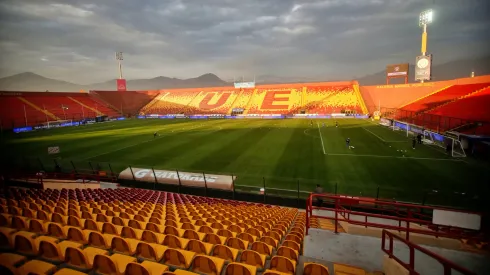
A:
[{"xmin": 0, "ymin": 0, "xmax": 489, "ymax": 84}]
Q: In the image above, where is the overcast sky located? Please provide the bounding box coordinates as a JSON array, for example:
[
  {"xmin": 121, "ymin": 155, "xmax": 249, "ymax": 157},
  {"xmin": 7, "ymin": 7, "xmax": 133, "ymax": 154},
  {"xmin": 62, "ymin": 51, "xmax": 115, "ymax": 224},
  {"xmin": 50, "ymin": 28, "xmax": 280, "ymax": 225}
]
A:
[{"xmin": 0, "ymin": 0, "xmax": 489, "ymax": 84}]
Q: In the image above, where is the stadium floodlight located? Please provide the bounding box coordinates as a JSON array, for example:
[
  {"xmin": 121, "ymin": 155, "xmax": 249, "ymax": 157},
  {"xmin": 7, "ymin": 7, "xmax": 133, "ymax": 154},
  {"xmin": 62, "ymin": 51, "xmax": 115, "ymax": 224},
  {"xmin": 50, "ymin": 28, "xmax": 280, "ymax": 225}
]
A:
[
  {"xmin": 419, "ymin": 9, "xmax": 433, "ymax": 26},
  {"xmin": 115, "ymin": 52, "xmax": 123, "ymax": 79}
]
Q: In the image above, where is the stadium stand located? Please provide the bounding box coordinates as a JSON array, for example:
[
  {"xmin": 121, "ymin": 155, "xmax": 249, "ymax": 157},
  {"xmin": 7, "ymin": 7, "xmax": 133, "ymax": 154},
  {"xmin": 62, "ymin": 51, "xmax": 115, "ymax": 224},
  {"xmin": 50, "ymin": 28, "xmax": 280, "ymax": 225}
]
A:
[
  {"xmin": 303, "ymin": 86, "xmax": 362, "ymax": 114},
  {"xmin": 246, "ymin": 88, "xmax": 300, "ymax": 115},
  {"xmin": 0, "ymin": 187, "xmax": 330, "ymax": 275},
  {"xmin": 90, "ymin": 91, "xmax": 157, "ymax": 116},
  {"xmin": 140, "ymin": 83, "xmax": 365, "ymax": 116},
  {"xmin": 427, "ymin": 86, "xmax": 490, "ymax": 122},
  {"xmin": 0, "ymin": 92, "xmax": 120, "ymax": 128},
  {"xmin": 399, "ymin": 83, "xmax": 490, "ymax": 114}
]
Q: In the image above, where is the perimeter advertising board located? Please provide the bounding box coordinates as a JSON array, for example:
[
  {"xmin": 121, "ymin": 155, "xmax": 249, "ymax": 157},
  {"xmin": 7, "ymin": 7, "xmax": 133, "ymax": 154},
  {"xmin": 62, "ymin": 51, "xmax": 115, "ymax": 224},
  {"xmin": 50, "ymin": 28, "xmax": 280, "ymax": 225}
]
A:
[{"xmin": 119, "ymin": 167, "xmax": 235, "ymax": 191}]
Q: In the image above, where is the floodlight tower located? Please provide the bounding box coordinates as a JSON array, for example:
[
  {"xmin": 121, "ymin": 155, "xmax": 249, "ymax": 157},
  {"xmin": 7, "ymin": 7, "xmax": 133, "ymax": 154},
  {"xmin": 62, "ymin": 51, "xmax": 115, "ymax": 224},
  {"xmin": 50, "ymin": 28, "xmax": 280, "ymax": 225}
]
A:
[
  {"xmin": 418, "ymin": 9, "xmax": 433, "ymax": 83},
  {"xmin": 115, "ymin": 52, "xmax": 123, "ymax": 79},
  {"xmin": 419, "ymin": 10, "xmax": 433, "ymax": 56}
]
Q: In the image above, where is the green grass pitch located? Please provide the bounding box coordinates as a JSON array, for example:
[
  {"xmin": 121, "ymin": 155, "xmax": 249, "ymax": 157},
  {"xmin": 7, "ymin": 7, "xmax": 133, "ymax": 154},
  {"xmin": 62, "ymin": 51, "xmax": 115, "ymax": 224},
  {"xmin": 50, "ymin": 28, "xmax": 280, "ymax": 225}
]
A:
[{"xmin": 2, "ymin": 118, "xmax": 488, "ymax": 208}]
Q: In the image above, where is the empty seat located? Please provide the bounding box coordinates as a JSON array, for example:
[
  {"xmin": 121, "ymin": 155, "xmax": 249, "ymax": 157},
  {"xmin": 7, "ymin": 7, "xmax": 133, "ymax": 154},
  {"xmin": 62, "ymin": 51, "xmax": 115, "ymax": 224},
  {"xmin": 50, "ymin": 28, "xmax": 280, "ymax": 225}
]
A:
[
  {"xmin": 239, "ymin": 250, "xmax": 266, "ymax": 269},
  {"xmin": 304, "ymin": 263, "xmax": 330, "ymax": 275},
  {"xmin": 125, "ymin": 261, "xmax": 169, "ymax": 275},
  {"xmin": 211, "ymin": 244, "xmax": 239, "ymax": 262},
  {"xmin": 190, "ymin": 255, "xmax": 225, "ymax": 275},
  {"xmin": 186, "ymin": 239, "xmax": 213, "ymax": 255},
  {"xmin": 162, "ymin": 248, "xmax": 195, "ymax": 269},
  {"xmin": 135, "ymin": 242, "xmax": 167, "ymax": 262},
  {"xmin": 270, "ymin": 256, "xmax": 296, "ymax": 275},
  {"xmin": 224, "ymin": 262, "xmax": 257, "ymax": 275},
  {"xmin": 17, "ymin": 260, "xmax": 57, "ymax": 275}
]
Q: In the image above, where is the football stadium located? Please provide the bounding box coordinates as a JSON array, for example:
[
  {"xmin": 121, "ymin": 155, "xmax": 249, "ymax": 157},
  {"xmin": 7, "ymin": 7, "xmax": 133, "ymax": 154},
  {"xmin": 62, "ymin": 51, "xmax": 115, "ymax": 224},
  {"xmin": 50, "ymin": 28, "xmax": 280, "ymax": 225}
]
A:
[{"xmin": 1, "ymin": 5, "xmax": 490, "ymax": 275}]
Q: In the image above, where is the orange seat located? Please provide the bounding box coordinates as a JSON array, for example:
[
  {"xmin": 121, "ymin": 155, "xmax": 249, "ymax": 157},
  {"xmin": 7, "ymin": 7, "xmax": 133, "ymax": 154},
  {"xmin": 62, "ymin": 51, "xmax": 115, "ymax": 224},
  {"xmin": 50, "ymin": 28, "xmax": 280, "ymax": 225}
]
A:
[
  {"xmin": 277, "ymin": 246, "xmax": 298, "ymax": 262},
  {"xmin": 226, "ymin": 237, "xmax": 248, "ymax": 250},
  {"xmin": 125, "ymin": 261, "xmax": 169, "ymax": 275},
  {"xmin": 224, "ymin": 262, "xmax": 257, "ymax": 275},
  {"xmin": 162, "ymin": 248, "xmax": 195, "ymax": 269},
  {"xmin": 304, "ymin": 263, "xmax": 330, "ymax": 275},
  {"xmin": 251, "ymin": 241, "xmax": 273, "ymax": 257},
  {"xmin": 135, "ymin": 242, "xmax": 167, "ymax": 262},
  {"xmin": 17, "ymin": 260, "xmax": 57, "ymax": 275},
  {"xmin": 186, "ymin": 239, "xmax": 213, "ymax": 255},
  {"xmin": 190, "ymin": 255, "xmax": 225, "ymax": 275},
  {"xmin": 239, "ymin": 250, "xmax": 266, "ymax": 269},
  {"xmin": 211, "ymin": 244, "xmax": 239, "ymax": 262},
  {"xmin": 270, "ymin": 256, "xmax": 296, "ymax": 275}
]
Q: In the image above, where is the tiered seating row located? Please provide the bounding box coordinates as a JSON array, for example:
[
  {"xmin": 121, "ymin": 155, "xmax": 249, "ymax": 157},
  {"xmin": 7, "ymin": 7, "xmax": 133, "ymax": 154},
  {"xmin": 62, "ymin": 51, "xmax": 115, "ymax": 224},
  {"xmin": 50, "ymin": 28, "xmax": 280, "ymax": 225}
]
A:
[
  {"xmin": 0, "ymin": 188, "xmax": 306, "ymax": 275},
  {"xmin": 401, "ymin": 83, "xmax": 490, "ymax": 113},
  {"xmin": 142, "ymin": 85, "xmax": 363, "ymax": 115},
  {"xmin": 427, "ymin": 87, "xmax": 490, "ymax": 122}
]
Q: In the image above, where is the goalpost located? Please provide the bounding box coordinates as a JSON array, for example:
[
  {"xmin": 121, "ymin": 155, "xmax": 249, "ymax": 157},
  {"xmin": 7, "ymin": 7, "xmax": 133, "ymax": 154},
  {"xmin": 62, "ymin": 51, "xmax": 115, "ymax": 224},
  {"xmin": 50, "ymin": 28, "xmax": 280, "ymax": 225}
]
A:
[
  {"xmin": 391, "ymin": 120, "xmax": 424, "ymax": 137},
  {"xmin": 422, "ymin": 130, "xmax": 466, "ymax": 158}
]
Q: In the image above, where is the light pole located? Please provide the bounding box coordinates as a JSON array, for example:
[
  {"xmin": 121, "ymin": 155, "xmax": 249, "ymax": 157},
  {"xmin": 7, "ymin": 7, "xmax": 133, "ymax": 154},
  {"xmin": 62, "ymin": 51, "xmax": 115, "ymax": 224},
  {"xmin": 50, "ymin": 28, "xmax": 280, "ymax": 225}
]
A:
[
  {"xmin": 418, "ymin": 9, "xmax": 433, "ymax": 83},
  {"xmin": 115, "ymin": 52, "xmax": 123, "ymax": 79}
]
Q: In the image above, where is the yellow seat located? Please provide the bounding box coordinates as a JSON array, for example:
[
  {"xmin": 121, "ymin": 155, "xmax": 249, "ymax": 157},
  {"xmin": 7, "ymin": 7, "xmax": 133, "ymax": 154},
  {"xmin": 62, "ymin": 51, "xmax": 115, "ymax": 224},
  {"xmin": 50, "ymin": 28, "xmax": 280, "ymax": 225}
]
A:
[
  {"xmin": 226, "ymin": 237, "xmax": 248, "ymax": 250},
  {"xmin": 53, "ymin": 268, "xmax": 87, "ymax": 275},
  {"xmin": 38, "ymin": 240, "xmax": 64, "ymax": 263},
  {"xmin": 174, "ymin": 270, "xmax": 199, "ymax": 275},
  {"xmin": 304, "ymin": 263, "xmax": 330, "ymax": 275},
  {"xmin": 87, "ymin": 231, "xmax": 111, "ymax": 250},
  {"xmin": 111, "ymin": 236, "xmax": 139, "ymax": 255},
  {"xmin": 211, "ymin": 244, "xmax": 239, "ymax": 262},
  {"xmin": 203, "ymin": 233, "xmax": 226, "ymax": 245},
  {"xmin": 163, "ymin": 235, "xmax": 189, "ymax": 249},
  {"xmin": 239, "ymin": 250, "xmax": 266, "ymax": 269},
  {"xmin": 0, "ymin": 253, "xmax": 26, "ymax": 267},
  {"xmin": 141, "ymin": 230, "xmax": 166, "ymax": 244},
  {"xmin": 17, "ymin": 260, "xmax": 57, "ymax": 275},
  {"xmin": 270, "ymin": 256, "xmax": 296, "ymax": 275},
  {"xmin": 141, "ymin": 261, "xmax": 170, "ymax": 275},
  {"xmin": 162, "ymin": 248, "xmax": 195, "ymax": 269},
  {"xmin": 277, "ymin": 246, "xmax": 298, "ymax": 262},
  {"xmin": 135, "ymin": 242, "xmax": 167, "ymax": 262},
  {"xmin": 225, "ymin": 262, "xmax": 257, "ymax": 275},
  {"xmin": 12, "ymin": 231, "xmax": 37, "ymax": 256},
  {"xmin": 251, "ymin": 241, "xmax": 273, "ymax": 257},
  {"xmin": 187, "ymin": 239, "xmax": 214, "ymax": 255},
  {"xmin": 190, "ymin": 255, "xmax": 225, "ymax": 275},
  {"xmin": 333, "ymin": 263, "xmax": 367, "ymax": 275},
  {"xmin": 58, "ymin": 240, "xmax": 83, "ymax": 256}
]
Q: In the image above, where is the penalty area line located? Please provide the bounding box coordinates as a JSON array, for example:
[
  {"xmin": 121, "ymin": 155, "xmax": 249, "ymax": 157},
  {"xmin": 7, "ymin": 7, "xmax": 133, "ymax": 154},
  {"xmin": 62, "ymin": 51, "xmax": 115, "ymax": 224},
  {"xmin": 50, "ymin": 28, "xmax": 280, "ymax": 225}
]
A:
[{"xmin": 317, "ymin": 123, "xmax": 326, "ymax": 155}]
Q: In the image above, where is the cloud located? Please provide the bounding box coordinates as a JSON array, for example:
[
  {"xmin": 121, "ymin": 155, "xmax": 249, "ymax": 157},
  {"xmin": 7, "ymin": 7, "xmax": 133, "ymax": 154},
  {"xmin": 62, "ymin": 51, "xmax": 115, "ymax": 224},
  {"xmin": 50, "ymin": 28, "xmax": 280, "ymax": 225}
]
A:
[{"xmin": 0, "ymin": 0, "xmax": 489, "ymax": 84}]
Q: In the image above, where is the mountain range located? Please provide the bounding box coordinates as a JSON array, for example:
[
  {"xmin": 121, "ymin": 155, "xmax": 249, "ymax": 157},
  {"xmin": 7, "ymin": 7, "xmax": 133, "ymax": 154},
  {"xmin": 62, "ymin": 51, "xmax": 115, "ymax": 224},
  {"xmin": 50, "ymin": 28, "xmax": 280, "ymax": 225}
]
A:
[{"xmin": 0, "ymin": 56, "xmax": 488, "ymax": 92}]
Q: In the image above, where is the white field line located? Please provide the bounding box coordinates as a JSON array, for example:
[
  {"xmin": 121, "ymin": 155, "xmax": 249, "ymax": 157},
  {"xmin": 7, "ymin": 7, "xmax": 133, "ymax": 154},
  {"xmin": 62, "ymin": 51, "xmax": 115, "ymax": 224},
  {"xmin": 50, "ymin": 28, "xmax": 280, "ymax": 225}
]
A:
[
  {"xmin": 303, "ymin": 129, "xmax": 320, "ymax": 139},
  {"xmin": 326, "ymin": 152, "xmax": 463, "ymax": 162},
  {"xmin": 363, "ymin": 127, "xmax": 386, "ymax": 142},
  {"xmin": 82, "ymin": 123, "xmax": 217, "ymax": 160},
  {"xmin": 317, "ymin": 123, "xmax": 326, "ymax": 155},
  {"xmin": 363, "ymin": 127, "xmax": 406, "ymax": 143}
]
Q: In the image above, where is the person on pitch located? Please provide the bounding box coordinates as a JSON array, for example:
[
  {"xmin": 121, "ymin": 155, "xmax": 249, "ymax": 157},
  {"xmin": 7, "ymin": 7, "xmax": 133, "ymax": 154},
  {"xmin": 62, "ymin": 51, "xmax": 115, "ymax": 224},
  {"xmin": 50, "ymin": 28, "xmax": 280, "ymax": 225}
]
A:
[
  {"xmin": 154, "ymin": 132, "xmax": 158, "ymax": 138},
  {"xmin": 412, "ymin": 136, "xmax": 416, "ymax": 149},
  {"xmin": 417, "ymin": 133, "xmax": 423, "ymax": 144},
  {"xmin": 336, "ymin": 121, "xmax": 339, "ymax": 128},
  {"xmin": 346, "ymin": 137, "xmax": 351, "ymax": 148}
]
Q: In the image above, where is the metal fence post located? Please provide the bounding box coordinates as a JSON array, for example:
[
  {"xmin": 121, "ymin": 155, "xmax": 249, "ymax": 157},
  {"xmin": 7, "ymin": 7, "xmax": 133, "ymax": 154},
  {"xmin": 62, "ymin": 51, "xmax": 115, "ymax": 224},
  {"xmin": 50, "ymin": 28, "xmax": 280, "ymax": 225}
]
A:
[
  {"xmin": 71, "ymin": 161, "xmax": 78, "ymax": 174},
  {"xmin": 108, "ymin": 163, "xmax": 115, "ymax": 179},
  {"xmin": 37, "ymin": 158, "xmax": 45, "ymax": 172},
  {"xmin": 176, "ymin": 170, "xmax": 182, "ymax": 194},
  {"xmin": 88, "ymin": 162, "xmax": 95, "ymax": 174},
  {"xmin": 151, "ymin": 167, "xmax": 158, "ymax": 190},
  {"xmin": 128, "ymin": 165, "xmax": 136, "ymax": 181}
]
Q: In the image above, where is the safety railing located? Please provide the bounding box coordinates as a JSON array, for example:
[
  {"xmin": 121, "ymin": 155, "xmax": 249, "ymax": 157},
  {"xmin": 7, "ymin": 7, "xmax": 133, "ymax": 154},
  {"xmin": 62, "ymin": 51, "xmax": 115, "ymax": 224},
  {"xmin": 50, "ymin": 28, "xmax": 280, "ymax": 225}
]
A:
[
  {"xmin": 306, "ymin": 193, "xmax": 485, "ymax": 242},
  {"xmin": 381, "ymin": 230, "xmax": 477, "ymax": 275}
]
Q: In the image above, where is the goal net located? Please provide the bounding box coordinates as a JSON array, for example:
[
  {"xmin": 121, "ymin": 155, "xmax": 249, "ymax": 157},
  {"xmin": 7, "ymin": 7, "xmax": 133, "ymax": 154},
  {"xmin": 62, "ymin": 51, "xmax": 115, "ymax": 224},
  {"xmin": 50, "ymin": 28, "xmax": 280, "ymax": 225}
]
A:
[
  {"xmin": 392, "ymin": 120, "xmax": 424, "ymax": 137},
  {"xmin": 422, "ymin": 130, "xmax": 466, "ymax": 158}
]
